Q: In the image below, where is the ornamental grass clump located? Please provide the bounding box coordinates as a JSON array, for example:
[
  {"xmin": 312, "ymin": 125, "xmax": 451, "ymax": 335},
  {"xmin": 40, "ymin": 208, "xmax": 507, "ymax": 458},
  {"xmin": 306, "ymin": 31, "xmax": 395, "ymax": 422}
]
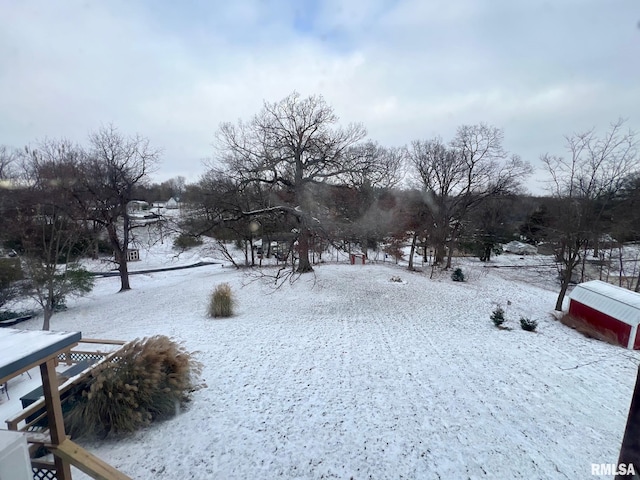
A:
[
  {"xmin": 209, "ymin": 283, "xmax": 234, "ymax": 318},
  {"xmin": 66, "ymin": 335, "xmax": 201, "ymax": 438}
]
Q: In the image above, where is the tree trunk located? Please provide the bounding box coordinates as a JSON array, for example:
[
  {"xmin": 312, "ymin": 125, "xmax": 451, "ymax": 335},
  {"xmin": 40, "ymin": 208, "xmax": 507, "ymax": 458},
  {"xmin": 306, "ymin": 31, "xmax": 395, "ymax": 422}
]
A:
[
  {"xmin": 445, "ymin": 236, "xmax": 456, "ymax": 270},
  {"xmin": 293, "ymin": 156, "xmax": 313, "ymax": 273},
  {"xmin": 555, "ymin": 246, "xmax": 580, "ymax": 311},
  {"xmin": 555, "ymin": 276, "xmax": 571, "ymax": 312},
  {"xmin": 408, "ymin": 232, "xmax": 418, "ymax": 271},
  {"xmin": 619, "ymin": 244, "xmax": 625, "ymax": 287},
  {"xmin": 109, "ymin": 220, "xmax": 131, "ymax": 292},
  {"xmin": 311, "ymin": 236, "xmax": 315, "ymax": 265},
  {"xmin": 117, "ymin": 251, "xmax": 131, "ymax": 291},
  {"xmin": 580, "ymin": 242, "xmax": 589, "ymax": 282},
  {"xmin": 433, "ymin": 241, "xmax": 446, "ymax": 265},
  {"xmin": 297, "ymin": 227, "xmax": 313, "ymax": 273},
  {"xmin": 480, "ymin": 243, "xmax": 492, "ymax": 262},
  {"xmin": 42, "ymin": 306, "xmax": 53, "ymax": 331},
  {"xmin": 122, "ymin": 212, "xmax": 132, "ymax": 290}
]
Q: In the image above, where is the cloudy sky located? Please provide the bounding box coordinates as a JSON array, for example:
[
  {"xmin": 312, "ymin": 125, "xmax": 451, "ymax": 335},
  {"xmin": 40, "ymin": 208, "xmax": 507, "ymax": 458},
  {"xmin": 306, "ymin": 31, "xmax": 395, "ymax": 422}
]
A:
[{"xmin": 1, "ymin": 0, "xmax": 638, "ymax": 193}]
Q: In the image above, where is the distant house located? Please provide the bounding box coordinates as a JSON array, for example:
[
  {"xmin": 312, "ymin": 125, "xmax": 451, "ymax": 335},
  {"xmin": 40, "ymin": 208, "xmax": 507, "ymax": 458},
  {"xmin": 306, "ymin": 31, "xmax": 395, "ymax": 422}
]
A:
[
  {"xmin": 127, "ymin": 200, "xmax": 149, "ymax": 213},
  {"xmin": 165, "ymin": 197, "xmax": 179, "ymax": 209},
  {"xmin": 568, "ymin": 280, "xmax": 640, "ymax": 349}
]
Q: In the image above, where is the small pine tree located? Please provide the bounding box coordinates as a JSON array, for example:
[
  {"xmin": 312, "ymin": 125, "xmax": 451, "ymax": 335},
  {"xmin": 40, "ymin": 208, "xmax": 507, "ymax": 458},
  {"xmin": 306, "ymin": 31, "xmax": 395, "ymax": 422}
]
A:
[
  {"xmin": 451, "ymin": 268, "xmax": 465, "ymax": 282},
  {"xmin": 520, "ymin": 316, "xmax": 538, "ymax": 332},
  {"xmin": 491, "ymin": 306, "xmax": 505, "ymax": 327},
  {"xmin": 209, "ymin": 283, "xmax": 234, "ymax": 318}
]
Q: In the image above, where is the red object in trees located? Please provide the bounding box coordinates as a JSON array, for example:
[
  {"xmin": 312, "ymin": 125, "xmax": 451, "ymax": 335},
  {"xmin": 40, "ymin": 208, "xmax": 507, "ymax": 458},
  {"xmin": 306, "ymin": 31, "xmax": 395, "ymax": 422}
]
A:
[{"xmin": 350, "ymin": 254, "xmax": 366, "ymax": 265}]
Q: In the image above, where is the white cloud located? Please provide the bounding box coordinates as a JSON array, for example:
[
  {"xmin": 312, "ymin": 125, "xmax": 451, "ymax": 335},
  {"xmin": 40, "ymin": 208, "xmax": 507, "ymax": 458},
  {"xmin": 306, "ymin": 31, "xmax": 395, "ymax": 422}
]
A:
[{"xmin": 0, "ymin": 0, "xmax": 638, "ymax": 192}]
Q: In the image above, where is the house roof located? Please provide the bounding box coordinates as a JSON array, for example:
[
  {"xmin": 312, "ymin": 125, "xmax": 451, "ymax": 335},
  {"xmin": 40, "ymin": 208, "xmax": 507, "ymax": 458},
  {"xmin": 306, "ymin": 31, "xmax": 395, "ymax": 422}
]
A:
[{"xmin": 569, "ymin": 280, "xmax": 640, "ymax": 326}]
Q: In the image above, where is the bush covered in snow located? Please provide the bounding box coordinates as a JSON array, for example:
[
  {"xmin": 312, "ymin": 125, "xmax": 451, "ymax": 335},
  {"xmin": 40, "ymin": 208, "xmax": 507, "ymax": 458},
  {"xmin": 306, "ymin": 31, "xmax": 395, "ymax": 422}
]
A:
[
  {"xmin": 209, "ymin": 282, "xmax": 234, "ymax": 318},
  {"xmin": 503, "ymin": 241, "xmax": 538, "ymax": 255},
  {"xmin": 520, "ymin": 316, "xmax": 538, "ymax": 332},
  {"xmin": 491, "ymin": 306, "xmax": 505, "ymax": 327},
  {"xmin": 66, "ymin": 336, "xmax": 201, "ymax": 438}
]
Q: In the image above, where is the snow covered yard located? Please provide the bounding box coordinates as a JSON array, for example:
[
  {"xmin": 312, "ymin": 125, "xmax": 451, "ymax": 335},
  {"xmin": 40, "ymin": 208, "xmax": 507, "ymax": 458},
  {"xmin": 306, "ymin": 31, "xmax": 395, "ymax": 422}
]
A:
[{"xmin": 3, "ymin": 257, "xmax": 639, "ymax": 479}]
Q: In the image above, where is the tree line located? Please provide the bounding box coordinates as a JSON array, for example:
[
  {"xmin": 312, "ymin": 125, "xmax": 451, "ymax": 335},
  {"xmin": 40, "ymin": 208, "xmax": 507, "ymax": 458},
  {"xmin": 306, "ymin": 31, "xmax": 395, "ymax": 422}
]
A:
[
  {"xmin": 1, "ymin": 93, "xmax": 639, "ymax": 329},
  {"xmin": 0, "ymin": 126, "xmax": 158, "ymax": 328}
]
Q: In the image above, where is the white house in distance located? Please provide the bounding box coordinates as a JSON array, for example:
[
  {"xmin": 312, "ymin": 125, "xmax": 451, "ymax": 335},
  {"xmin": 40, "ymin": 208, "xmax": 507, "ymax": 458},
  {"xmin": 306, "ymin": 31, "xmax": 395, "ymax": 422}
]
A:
[
  {"xmin": 568, "ymin": 280, "xmax": 640, "ymax": 349},
  {"xmin": 165, "ymin": 197, "xmax": 179, "ymax": 209}
]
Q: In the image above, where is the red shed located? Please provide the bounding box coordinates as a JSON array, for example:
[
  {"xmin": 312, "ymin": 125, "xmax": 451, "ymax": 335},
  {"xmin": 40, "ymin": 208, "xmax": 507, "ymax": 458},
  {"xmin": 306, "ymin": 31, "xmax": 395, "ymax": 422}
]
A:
[{"xmin": 568, "ymin": 280, "xmax": 640, "ymax": 349}]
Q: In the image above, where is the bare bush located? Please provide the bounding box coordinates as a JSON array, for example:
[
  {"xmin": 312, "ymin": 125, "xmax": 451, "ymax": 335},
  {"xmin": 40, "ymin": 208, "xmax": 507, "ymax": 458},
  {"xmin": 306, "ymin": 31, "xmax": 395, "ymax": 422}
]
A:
[
  {"xmin": 66, "ymin": 336, "xmax": 201, "ymax": 438},
  {"xmin": 209, "ymin": 283, "xmax": 234, "ymax": 317}
]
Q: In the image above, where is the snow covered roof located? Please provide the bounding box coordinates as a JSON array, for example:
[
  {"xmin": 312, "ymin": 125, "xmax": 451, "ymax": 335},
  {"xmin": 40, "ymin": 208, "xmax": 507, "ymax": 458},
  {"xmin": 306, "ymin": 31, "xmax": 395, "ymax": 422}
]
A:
[
  {"xmin": 503, "ymin": 241, "xmax": 538, "ymax": 255},
  {"xmin": 0, "ymin": 329, "xmax": 81, "ymax": 383},
  {"xmin": 569, "ymin": 280, "xmax": 640, "ymax": 326}
]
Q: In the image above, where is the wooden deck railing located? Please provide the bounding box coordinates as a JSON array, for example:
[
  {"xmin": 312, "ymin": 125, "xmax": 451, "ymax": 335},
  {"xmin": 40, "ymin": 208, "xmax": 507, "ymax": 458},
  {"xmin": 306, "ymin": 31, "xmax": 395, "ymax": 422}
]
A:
[
  {"xmin": 5, "ymin": 339, "xmax": 126, "ymax": 431},
  {"xmin": 6, "ymin": 339, "xmax": 125, "ymax": 433},
  {"xmin": 53, "ymin": 438, "xmax": 132, "ymax": 480},
  {"xmin": 3, "ymin": 338, "xmax": 130, "ymax": 480},
  {"xmin": 57, "ymin": 338, "xmax": 126, "ymax": 366}
]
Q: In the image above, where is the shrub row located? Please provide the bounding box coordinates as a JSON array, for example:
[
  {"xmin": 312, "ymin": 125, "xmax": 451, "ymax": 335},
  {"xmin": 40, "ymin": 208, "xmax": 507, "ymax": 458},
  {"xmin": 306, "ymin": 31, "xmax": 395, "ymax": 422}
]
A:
[{"xmin": 491, "ymin": 306, "xmax": 537, "ymax": 332}]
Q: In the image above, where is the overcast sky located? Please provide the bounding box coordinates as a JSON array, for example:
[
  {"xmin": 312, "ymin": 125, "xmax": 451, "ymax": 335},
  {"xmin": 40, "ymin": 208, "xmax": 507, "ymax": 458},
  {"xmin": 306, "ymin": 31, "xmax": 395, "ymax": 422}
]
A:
[{"xmin": 1, "ymin": 0, "xmax": 638, "ymax": 194}]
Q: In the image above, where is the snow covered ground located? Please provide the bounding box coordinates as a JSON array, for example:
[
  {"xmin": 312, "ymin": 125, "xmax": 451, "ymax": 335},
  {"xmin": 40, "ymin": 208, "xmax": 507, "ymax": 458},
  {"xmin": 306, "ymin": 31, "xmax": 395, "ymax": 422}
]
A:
[{"xmin": 2, "ymin": 241, "xmax": 639, "ymax": 479}]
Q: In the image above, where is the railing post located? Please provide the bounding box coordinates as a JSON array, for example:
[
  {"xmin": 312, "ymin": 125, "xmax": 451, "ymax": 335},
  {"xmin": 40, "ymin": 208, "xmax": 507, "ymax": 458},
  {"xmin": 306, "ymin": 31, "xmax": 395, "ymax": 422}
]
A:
[
  {"xmin": 40, "ymin": 359, "xmax": 72, "ymax": 480},
  {"xmin": 616, "ymin": 364, "xmax": 640, "ymax": 479}
]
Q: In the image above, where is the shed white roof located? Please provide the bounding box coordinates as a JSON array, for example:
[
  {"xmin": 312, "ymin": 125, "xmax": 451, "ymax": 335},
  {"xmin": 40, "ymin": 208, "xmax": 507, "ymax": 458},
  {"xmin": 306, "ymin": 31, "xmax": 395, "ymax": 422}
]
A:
[{"xmin": 569, "ymin": 280, "xmax": 640, "ymax": 326}]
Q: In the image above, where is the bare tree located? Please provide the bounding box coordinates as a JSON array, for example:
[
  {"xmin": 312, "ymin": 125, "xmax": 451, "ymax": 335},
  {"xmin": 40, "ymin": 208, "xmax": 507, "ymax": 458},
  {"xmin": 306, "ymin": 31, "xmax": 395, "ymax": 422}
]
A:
[
  {"xmin": 12, "ymin": 140, "xmax": 94, "ymax": 329},
  {"xmin": 77, "ymin": 125, "xmax": 160, "ymax": 291},
  {"xmin": 166, "ymin": 175, "xmax": 187, "ymax": 199},
  {"xmin": 0, "ymin": 145, "xmax": 18, "ymax": 181},
  {"xmin": 542, "ymin": 118, "xmax": 639, "ymax": 310},
  {"xmin": 179, "ymin": 169, "xmax": 270, "ymax": 267},
  {"xmin": 408, "ymin": 124, "xmax": 530, "ymax": 268},
  {"xmin": 214, "ymin": 92, "xmax": 395, "ymax": 273},
  {"xmin": 0, "ymin": 146, "xmax": 20, "ymax": 245},
  {"xmin": 613, "ymin": 174, "xmax": 640, "ymax": 291}
]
